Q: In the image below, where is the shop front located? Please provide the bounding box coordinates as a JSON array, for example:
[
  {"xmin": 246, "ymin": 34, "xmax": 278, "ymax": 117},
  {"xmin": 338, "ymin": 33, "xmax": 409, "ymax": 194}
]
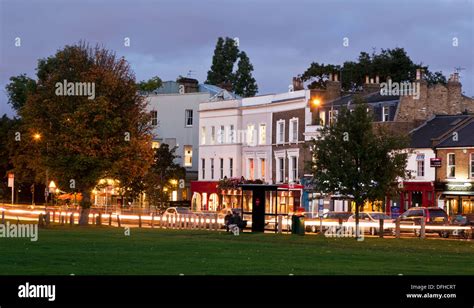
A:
[
  {"xmin": 190, "ymin": 181, "xmax": 219, "ymax": 211},
  {"xmin": 435, "ymin": 182, "xmax": 474, "ymax": 216},
  {"xmin": 385, "ymin": 181, "xmax": 435, "ymax": 214}
]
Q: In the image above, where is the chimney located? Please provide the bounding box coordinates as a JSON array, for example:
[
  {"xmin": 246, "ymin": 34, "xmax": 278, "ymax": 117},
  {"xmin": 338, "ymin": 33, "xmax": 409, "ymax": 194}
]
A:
[
  {"xmin": 326, "ymin": 73, "xmax": 341, "ymax": 101},
  {"xmin": 177, "ymin": 77, "xmax": 199, "ymax": 93},
  {"xmin": 363, "ymin": 75, "xmax": 381, "ymax": 95},
  {"xmin": 292, "ymin": 77, "xmax": 304, "ymax": 91}
]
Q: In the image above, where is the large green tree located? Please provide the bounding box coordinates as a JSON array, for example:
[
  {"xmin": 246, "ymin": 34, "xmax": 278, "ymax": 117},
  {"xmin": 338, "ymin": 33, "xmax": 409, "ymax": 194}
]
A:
[
  {"xmin": 310, "ymin": 97, "xmax": 408, "ymax": 239},
  {"xmin": 302, "ymin": 48, "xmax": 446, "ymax": 92},
  {"xmin": 14, "ymin": 42, "xmax": 154, "ymax": 224},
  {"xmin": 144, "ymin": 144, "xmax": 185, "ymax": 211},
  {"xmin": 233, "ymin": 51, "xmax": 258, "ymax": 97},
  {"xmin": 138, "ymin": 76, "xmax": 162, "ymax": 93},
  {"xmin": 5, "ymin": 74, "xmax": 37, "ymax": 113},
  {"xmin": 206, "ymin": 37, "xmax": 258, "ymax": 94}
]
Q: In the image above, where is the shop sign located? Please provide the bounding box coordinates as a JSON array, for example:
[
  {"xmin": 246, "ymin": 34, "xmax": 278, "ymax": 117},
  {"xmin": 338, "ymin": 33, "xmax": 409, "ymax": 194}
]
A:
[{"xmin": 430, "ymin": 158, "xmax": 442, "ymax": 167}]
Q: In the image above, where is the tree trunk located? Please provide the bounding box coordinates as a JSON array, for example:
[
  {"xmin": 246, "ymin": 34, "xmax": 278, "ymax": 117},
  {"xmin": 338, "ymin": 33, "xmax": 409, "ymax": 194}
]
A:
[
  {"xmin": 79, "ymin": 190, "xmax": 92, "ymax": 226},
  {"xmin": 355, "ymin": 202, "xmax": 361, "ymax": 240}
]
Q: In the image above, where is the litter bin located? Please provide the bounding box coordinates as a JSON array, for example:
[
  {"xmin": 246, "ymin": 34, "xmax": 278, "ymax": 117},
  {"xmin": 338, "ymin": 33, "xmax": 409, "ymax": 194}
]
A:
[{"xmin": 291, "ymin": 215, "xmax": 305, "ymax": 235}]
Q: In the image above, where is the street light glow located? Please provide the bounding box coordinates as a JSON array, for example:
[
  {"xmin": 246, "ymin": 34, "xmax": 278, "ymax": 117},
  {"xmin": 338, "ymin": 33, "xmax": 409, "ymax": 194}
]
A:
[
  {"xmin": 312, "ymin": 98, "xmax": 321, "ymax": 107},
  {"xmin": 33, "ymin": 133, "xmax": 41, "ymax": 140}
]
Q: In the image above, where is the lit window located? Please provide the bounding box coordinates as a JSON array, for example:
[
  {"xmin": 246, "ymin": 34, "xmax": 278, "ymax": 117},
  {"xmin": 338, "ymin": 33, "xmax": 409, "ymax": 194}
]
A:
[
  {"xmin": 150, "ymin": 110, "xmax": 158, "ymax": 126},
  {"xmin": 184, "ymin": 145, "xmax": 192, "ymax": 167},
  {"xmin": 259, "ymin": 124, "xmax": 266, "ymax": 145},
  {"xmin": 319, "ymin": 110, "xmax": 325, "ymax": 125},
  {"xmin": 248, "ymin": 158, "xmax": 254, "ymax": 180},
  {"xmin": 382, "ymin": 106, "xmax": 390, "ymax": 122},
  {"xmin": 447, "ymin": 153, "xmax": 455, "ymax": 178},
  {"xmin": 329, "ymin": 110, "xmax": 338, "ymax": 125},
  {"xmin": 260, "ymin": 158, "xmax": 266, "ymax": 180},
  {"xmin": 185, "ymin": 109, "xmax": 193, "ymax": 127},
  {"xmin": 151, "ymin": 141, "xmax": 160, "ymax": 149}
]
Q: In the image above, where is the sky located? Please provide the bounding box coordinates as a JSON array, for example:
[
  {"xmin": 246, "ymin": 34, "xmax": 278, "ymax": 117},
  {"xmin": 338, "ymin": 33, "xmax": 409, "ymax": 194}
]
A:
[{"xmin": 0, "ymin": 0, "xmax": 473, "ymax": 117}]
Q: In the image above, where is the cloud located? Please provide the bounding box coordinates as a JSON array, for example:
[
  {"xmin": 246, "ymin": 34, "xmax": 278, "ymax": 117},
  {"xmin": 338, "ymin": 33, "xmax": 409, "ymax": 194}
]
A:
[{"xmin": 0, "ymin": 0, "xmax": 472, "ymax": 116}]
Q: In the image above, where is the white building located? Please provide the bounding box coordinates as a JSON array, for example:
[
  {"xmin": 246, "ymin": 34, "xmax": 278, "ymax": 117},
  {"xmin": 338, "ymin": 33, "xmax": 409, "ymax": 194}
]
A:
[{"xmin": 146, "ymin": 79, "xmax": 230, "ymax": 201}]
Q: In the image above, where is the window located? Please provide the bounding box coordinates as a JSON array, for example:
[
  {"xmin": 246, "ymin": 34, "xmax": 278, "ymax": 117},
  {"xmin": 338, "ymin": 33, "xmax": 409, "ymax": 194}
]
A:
[
  {"xmin": 260, "ymin": 158, "xmax": 266, "ymax": 180},
  {"xmin": 151, "ymin": 141, "xmax": 160, "ymax": 149},
  {"xmin": 289, "ymin": 118, "xmax": 298, "ymax": 143},
  {"xmin": 247, "ymin": 124, "xmax": 255, "ymax": 145},
  {"xmin": 290, "ymin": 156, "xmax": 298, "ymax": 182},
  {"xmin": 184, "ymin": 145, "xmax": 192, "ymax": 167},
  {"xmin": 416, "ymin": 154, "xmax": 424, "ymax": 177},
  {"xmin": 329, "ymin": 110, "xmax": 338, "ymax": 125},
  {"xmin": 217, "ymin": 125, "xmax": 225, "ymax": 144},
  {"xmin": 151, "ymin": 110, "xmax": 158, "ymax": 126},
  {"xmin": 382, "ymin": 106, "xmax": 389, "ymax": 122},
  {"xmin": 210, "ymin": 158, "xmax": 214, "ymax": 179},
  {"xmin": 259, "ymin": 124, "xmax": 266, "ymax": 145},
  {"xmin": 447, "ymin": 153, "xmax": 455, "ymax": 178},
  {"xmin": 229, "ymin": 125, "xmax": 235, "ymax": 143},
  {"xmin": 201, "ymin": 159, "xmax": 205, "ymax": 179},
  {"xmin": 220, "ymin": 158, "xmax": 224, "ymax": 179},
  {"xmin": 229, "ymin": 158, "xmax": 233, "ymax": 177},
  {"xmin": 248, "ymin": 158, "xmax": 254, "ymax": 180},
  {"xmin": 277, "ymin": 157, "xmax": 285, "ymax": 183},
  {"xmin": 319, "ymin": 110, "xmax": 325, "ymax": 126},
  {"xmin": 471, "ymin": 153, "xmax": 474, "ymax": 178},
  {"xmin": 211, "ymin": 126, "xmax": 216, "ymax": 144},
  {"xmin": 201, "ymin": 127, "xmax": 206, "ymax": 145},
  {"xmin": 185, "ymin": 109, "xmax": 193, "ymax": 127},
  {"xmin": 417, "ymin": 160, "xmax": 424, "ymax": 177},
  {"xmin": 277, "ymin": 120, "xmax": 285, "ymax": 144}
]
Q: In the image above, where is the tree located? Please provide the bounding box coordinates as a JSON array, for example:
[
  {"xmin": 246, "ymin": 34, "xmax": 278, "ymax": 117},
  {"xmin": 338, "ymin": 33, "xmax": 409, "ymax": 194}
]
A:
[
  {"xmin": 206, "ymin": 37, "xmax": 241, "ymax": 91},
  {"xmin": 302, "ymin": 48, "xmax": 446, "ymax": 91},
  {"xmin": 233, "ymin": 51, "xmax": 258, "ymax": 97},
  {"xmin": 138, "ymin": 76, "xmax": 162, "ymax": 92},
  {"xmin": 144, "ymin": 144, "xmax": 185, "ymax": 211},
  {"xmin": 5, "ymin": 74, "xmax": 37, "ymax": 113},
  {"xmin": 0, "ymin": 115, "xmax": 16, "ymax": 201},
  {"xmin": 15, "ymin": 42, "xmax": 154, "ymax": 224},
  {"xmin": 310, "ymin": 97, "xmax": 408, "ymax": 239}
]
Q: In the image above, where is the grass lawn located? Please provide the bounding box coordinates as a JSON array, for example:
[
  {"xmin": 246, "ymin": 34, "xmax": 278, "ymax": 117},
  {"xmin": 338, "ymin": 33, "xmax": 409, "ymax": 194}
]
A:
[{"xmin": 0, "ymin": 224, "xmax": 473, "ymax": 275}]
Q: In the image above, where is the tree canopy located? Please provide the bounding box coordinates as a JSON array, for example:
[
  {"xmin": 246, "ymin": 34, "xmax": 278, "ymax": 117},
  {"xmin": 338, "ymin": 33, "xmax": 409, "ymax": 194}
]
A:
[
  {"xmin": 310, "ymin": 97, "xmax": 409, "ymax": 237},
  {"xmin": 301, "ymin": 48, "xmax": 447, "ymax": 92},
  {"xmin": 13, "ymin": 42, "xmax": 154, "ymax": 214}
]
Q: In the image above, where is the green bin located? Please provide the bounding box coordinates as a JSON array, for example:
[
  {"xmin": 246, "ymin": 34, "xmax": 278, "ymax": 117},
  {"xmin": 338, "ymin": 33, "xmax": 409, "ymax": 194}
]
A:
[{"xmin": 291, "ymin": 215, "xmax": 305, "ymax": 235}]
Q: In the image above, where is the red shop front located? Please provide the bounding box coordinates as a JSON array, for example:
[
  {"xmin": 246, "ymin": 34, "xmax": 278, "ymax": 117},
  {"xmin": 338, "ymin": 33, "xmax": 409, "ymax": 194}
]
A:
[
  {"xmin": 190, "ymin": 181, "xmax": 219, "ymax": 211},
  {"xmin": 386, "ymin": 181, "xmax": 435, "ymax": 214}
]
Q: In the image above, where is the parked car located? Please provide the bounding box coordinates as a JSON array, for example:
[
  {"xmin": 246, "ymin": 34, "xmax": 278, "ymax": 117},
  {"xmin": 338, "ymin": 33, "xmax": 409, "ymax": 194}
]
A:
[
  {"xmin": 347, "ymin": 212, "xmax": 393, "ymax": 235},
  {"xmin": 306, "ymin": 211, "xmax": 352, "ymax": 233},
  {"xmin": 449, "ymin": 215, "xmax": 473, "ymax": 239},
  {"xmin": 398, "ymin": 207, "xmax": 449, "ymax": 238},
  {"xmin": 162, "ymin": 207, "xmax": 193, "ymax": 217}
]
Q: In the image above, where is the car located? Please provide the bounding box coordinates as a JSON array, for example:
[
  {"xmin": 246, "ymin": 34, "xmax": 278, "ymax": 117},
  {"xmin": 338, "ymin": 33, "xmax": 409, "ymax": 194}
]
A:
[
  {"xmin": 305, "ymin": 212, "xmax": 352, "ymax": 233},
  {"xmin": 449, "ymin": 215, "xmax": 473, "ymax": 239},
  {"xmin": 347, "ymin": 212, "xmax": 393, "ymax": 235},
  {"xmin": 397, "ymin": 207, "xmax": 449, "ymax": 238},
  {"xmin": 162, "ymin": 207, "xmax": 193, "ymax": 217}
]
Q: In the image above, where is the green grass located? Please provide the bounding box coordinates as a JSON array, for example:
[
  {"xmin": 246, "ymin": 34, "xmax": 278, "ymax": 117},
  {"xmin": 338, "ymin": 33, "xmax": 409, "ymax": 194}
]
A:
[{"xmin": 0, "ymin": 224, "xmax": 473, "ymax": 275}]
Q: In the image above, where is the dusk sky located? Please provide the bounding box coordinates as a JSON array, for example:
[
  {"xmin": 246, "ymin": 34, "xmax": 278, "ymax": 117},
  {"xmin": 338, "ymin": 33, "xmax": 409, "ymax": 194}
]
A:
[{"xmin": 0, "ymin": 0, "xmax": 473, "ymax": 117}]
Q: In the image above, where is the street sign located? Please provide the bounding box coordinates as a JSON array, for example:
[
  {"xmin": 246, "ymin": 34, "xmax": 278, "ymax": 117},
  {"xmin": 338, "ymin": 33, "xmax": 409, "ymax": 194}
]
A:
[{"xmin": 7, "ymin": 173, "xmax": 14, "ymax": 188}]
